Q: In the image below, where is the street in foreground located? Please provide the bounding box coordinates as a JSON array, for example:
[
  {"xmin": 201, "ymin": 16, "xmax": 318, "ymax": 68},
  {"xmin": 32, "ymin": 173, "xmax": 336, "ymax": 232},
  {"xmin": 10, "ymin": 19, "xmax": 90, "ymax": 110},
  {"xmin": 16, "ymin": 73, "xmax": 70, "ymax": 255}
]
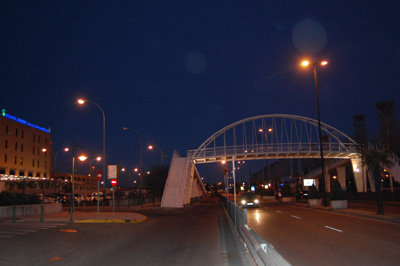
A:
[
  {"xmin": 248, "ymin": 201, "xmax": 400, "ymax": 266},
  {"xmin": 0, "ymin": 197, "xmax": 250, "ymax": 266}
]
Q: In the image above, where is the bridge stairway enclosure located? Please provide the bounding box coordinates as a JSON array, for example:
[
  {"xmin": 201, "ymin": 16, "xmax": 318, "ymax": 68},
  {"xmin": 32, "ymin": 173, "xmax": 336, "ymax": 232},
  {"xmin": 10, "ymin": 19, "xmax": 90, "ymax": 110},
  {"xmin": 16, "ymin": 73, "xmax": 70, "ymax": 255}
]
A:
[{"xmin": 161, "ymin": 151, "xmax": 206, "ymax": 208}]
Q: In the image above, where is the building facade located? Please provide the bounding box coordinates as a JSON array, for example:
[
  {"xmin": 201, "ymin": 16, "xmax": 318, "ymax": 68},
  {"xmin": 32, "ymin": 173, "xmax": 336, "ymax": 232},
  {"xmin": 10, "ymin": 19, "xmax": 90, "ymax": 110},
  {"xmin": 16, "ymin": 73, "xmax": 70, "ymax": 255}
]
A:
[{"xmin": 0, "ymin": 109, "xmax": 52, "ymax": 192}]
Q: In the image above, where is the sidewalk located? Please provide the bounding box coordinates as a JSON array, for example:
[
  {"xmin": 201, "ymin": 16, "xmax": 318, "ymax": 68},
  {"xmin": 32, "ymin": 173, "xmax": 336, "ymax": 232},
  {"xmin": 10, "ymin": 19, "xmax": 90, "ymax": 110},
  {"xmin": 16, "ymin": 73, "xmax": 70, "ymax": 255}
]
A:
[
  {"xmin": 271, "ymin": 199, "xmax": 400, "ymax": 224},
  {"xmin": 0, "ymin": 203, "xmax": 157, "ymax": 223}
]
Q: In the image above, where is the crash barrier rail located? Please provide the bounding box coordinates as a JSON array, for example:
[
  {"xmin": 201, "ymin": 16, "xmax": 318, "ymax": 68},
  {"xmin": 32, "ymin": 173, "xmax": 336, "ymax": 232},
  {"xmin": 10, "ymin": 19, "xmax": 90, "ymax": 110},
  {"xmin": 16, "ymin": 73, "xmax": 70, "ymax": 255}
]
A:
[{"xmin": 220, "ymin": 196, "xmax": 291, "ymax": 266}]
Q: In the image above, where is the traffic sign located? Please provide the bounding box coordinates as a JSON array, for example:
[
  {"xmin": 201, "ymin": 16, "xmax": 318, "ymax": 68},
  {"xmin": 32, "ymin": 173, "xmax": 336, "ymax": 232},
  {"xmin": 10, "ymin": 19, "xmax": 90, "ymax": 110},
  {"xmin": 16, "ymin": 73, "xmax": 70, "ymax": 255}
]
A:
[
  {"xmin": 111, "ymin": 179, "xmax": 117, "ymax": 187},
  {"xmin": 97, "ymin": 170, "xmax": 102, "ymax": 181}
]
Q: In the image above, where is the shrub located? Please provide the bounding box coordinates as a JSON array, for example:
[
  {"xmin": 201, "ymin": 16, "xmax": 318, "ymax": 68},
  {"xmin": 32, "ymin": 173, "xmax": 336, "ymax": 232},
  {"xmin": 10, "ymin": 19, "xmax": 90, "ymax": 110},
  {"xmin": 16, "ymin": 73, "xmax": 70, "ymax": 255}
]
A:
[
  {"xmin": 281, "ymin": 184, "xmax": 293, "ymax": 197},
  {"xmin": 308, "ymin": 185, "xmax": 321, "ymax": 199},
  {"xmin": 331, "ymin": 181, "xmax": 346, "ymax": 200}
]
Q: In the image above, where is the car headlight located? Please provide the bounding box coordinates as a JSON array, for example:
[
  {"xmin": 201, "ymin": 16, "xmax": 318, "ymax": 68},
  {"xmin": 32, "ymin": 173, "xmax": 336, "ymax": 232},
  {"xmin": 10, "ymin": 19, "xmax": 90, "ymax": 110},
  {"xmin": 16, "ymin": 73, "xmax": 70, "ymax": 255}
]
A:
[
  {"xmin": 254, "ymin": 199, "xmax": 259, "ymax": 204},
  {"xmin": 241, "ymin": 200, "xmax": 246, "ymax": 205}
]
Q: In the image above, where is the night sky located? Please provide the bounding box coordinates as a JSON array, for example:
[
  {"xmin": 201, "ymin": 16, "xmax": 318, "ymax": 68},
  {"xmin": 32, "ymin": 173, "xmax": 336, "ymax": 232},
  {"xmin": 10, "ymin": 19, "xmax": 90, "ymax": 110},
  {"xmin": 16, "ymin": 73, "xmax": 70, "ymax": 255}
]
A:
[{"xmin": 1, "ymin": 1, "xmax": 400, "ymax": 183}]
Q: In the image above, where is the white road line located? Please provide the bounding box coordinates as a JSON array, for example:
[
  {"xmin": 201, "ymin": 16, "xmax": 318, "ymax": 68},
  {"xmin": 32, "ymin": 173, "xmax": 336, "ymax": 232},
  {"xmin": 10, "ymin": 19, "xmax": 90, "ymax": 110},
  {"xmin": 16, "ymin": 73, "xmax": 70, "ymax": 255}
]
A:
[
  {"xmin": 324, "ymin": 225, "xmax": 343, "ymax": 233},
  {"xmin": 291, "ymin": 215, "xmax": 301, "ymax": 219}
]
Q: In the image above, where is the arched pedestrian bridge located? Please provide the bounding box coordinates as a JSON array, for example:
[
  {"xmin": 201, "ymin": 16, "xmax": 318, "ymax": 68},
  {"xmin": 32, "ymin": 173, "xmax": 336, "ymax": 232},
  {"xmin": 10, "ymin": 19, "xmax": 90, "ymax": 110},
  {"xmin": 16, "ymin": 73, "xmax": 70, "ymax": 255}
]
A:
[
  {"xmin": 187, "ymin": 114, "xmax": 360, "ymax": 163},
  {"xmin": 162, "ymin": 114, "xmax": 392, "ymax": 208}
]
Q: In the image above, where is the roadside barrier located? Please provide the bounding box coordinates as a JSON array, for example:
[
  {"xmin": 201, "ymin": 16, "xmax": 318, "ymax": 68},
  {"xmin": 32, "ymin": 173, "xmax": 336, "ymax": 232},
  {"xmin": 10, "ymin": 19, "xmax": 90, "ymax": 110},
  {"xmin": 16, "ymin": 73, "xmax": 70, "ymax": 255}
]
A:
[{"xmin": 220, "ymin": 195, "xmax": 290, "ymax": 266}]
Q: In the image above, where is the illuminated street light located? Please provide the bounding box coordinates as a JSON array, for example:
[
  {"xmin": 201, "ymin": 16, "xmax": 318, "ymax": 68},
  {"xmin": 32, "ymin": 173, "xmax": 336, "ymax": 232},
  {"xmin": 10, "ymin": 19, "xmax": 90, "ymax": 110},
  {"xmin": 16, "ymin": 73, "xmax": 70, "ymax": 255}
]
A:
[
  {"xmin": 70, "ymin": 145, "xmax": 87, "ymax": 222},
  {"xmin": 54, "ymin": 147, "xmax": 70, "ymax": 177},
  {"xmin": 77, "ymin": 98, "xmax": 107, "ymax": 203},
  {"xmin": 148, "ymin": 144, "xmax": 164, "ymax": 166},
  {"xmin": 300, "ymin": 59, "xmax": 329, "ymax": 207}
]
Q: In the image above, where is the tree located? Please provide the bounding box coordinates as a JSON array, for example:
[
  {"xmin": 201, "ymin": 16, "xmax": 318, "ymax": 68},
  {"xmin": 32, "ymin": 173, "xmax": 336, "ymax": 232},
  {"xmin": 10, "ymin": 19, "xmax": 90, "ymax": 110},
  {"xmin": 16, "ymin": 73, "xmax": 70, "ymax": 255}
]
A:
[
  {"xmin": 364, "ymin": 149, "xmax": 393, "ymax": 214},
  {"xmin": 145, "ymin": 165, "xmax": 169, "ymax": 200}
]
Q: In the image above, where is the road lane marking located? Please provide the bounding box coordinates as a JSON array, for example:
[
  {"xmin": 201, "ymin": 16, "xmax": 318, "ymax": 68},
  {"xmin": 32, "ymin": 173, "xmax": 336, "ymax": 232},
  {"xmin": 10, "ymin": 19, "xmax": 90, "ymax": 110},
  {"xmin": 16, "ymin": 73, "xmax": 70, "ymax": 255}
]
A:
[
  {"xmin": 291, "ymin": 215, "xmax": 301, "ymax": 219},
  {"xmin": 324, "ymin": 225, "xmax": 343, "ymax": 233}
]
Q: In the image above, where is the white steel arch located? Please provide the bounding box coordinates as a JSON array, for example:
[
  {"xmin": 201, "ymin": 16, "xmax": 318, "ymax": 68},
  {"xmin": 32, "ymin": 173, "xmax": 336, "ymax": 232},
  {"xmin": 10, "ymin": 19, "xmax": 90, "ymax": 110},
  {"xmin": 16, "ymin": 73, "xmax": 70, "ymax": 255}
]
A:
[{"xmin": 188, "ymin": 114, "xmax": 360, "ymax": 164}]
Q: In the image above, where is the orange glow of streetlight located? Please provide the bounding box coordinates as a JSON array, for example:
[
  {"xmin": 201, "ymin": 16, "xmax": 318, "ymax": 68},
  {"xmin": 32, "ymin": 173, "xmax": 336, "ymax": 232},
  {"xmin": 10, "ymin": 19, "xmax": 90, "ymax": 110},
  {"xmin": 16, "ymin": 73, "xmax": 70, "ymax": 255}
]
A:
[
  {"xmin": 134, "ymin": 168, "xmax": 139, "ymax": 172},
  {"xmin": 121, "ymin": 168, "xmax": 126, "ymax": 172},
  {"xmin": 148, "ymin": 145, "xmax": 153, "ymax": 150},
  {"xmin": 300, "ymin": 60, "xmax": 310, "ymax": 67},
  {"xmin": 64, "ymin": 147, "xmax": 70, "ymax": 152},
  {"xmin": 321, "ymin": 60, "xmax": 328, "ymax": 66},
  {"xmin": 221, "ymin": 160, "xmax": 226, "ymax": 165},
  {"xmin": 78, "ymin": 155, "xmax": 88, "ymax": 161},
  {"xmin": 96, "ymin": 156, "xmax": 102, "ymax": 161},
  {"xmin": 258, "ymin": 128, "xmax": 263, "ymax": 133},
  {"xmin": 41, "ymin": 148, "xmax": 47, "ymax": 152},
  {"xmin": 77, "ymin": 99, "xmax": 86, "ymax": 105},
  {"xmin": 268, "ymin": 128, "xmax": 273, "ymax": 132}
]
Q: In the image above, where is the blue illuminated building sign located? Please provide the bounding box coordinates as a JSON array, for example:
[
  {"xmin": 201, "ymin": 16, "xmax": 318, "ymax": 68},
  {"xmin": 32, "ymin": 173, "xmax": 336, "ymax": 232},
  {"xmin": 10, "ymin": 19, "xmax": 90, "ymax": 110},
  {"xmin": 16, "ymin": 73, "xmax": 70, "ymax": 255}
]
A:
[{"xmin": 1, "ymin": 109, "xmax": 50, "ymax": 133}]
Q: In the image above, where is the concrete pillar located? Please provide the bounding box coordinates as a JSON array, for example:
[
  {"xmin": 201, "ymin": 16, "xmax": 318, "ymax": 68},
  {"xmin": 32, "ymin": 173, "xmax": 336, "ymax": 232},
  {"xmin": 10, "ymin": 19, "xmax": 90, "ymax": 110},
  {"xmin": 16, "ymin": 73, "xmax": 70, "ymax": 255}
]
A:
[
  {"xmin": 336, "ymin": 165, "xmax": 346, "ymax": 190},
  {"xmin": 351, "ymin": 158, "xmax": 366, "ymax": 192},
  {"xmin": 367, "ymin": 170, "xmax": 376, "ymax": 192}
]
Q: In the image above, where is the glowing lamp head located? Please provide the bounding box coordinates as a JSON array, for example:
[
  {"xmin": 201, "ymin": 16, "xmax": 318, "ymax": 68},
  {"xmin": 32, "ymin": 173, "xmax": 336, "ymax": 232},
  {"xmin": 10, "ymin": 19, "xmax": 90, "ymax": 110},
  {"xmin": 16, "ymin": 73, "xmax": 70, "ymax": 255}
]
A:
[
  {"xmin": 301, "ymin": 60, "xmax": 310, "ymax": 67},
  {"xmin": 268, "ymin": 128, "xmax": 273, "ymax": 132},
  {"xmin": 148, "ymin": 145, "xmax": 154, "ymax": 150},
  {"xmin": 320, "ymin": 60, "xmax": 328, "ymax": 66},
  {"xmin": 134, "ymin": 168, "xmax": 139, "ymax": 172},
  {"xmin": 64, "ymin": 147, "xmax": 70, "ymax": 152},
  {"xmin": 77, "ymin": 99, "xmax": 86, "ymax": 105},
  {"xmin": 121, "ymin": 168, "xmax": 126, "ymax": 172},
  {"xmin": 221, "ymin": 160, "xmax": 226, "ymax": 165},
  {"xmin": 96, "ymin": 156, "xmax": 102, "ymax": 161},
  {"xmin": 41, "ymin": 148, "xmax": 47, "ymax": 152},
  {"xmin": 258, "ymin": 128, "xmax": 263, "ymax": 133},
  {"xmin": 78, "ymin": 155, "xmax": 88, "ymax": 161}
]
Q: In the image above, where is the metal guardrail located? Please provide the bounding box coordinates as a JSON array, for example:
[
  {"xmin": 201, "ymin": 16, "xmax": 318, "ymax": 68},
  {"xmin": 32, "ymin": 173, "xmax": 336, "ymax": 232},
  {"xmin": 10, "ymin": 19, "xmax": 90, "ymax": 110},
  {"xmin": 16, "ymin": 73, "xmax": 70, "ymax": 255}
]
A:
[{"xmin": 221, "ymin": 196, "xmax": 291, "ymax": 266}]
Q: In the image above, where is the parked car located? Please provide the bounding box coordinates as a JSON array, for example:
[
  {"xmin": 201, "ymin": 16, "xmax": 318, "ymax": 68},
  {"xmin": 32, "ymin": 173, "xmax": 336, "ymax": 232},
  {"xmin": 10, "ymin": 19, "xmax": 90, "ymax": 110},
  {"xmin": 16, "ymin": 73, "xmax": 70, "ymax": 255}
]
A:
[{"xmin": 239, "ymin": 192, "xmax": 260, "ymax": 208}]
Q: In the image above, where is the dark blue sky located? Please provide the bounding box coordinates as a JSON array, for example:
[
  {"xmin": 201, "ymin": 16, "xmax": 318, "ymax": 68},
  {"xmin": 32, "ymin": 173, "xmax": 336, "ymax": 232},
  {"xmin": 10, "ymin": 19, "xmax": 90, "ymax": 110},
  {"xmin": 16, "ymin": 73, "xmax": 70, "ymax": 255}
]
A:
[{"xmin": 1, "ymin": 1, "xmax": 400, "ymax": 181}]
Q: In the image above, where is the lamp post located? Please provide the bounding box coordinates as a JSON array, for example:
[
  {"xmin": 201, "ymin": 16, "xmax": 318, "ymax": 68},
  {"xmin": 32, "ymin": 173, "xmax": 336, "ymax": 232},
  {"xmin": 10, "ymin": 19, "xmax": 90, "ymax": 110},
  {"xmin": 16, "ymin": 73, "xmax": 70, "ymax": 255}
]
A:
[
  {"xmin": 148, "ymin": 145, "xmax": 164, "ymax": 166},
  {"xmin": 123, "ymin": 127, "xmax": 143, "ymax": 206},
  {"xmin": 301, "ymin": 59, "xmax": 328, "ymax": 207},
  {"xmin": 70, "ymin": 145, "xmax": 87, "ymax": 222},
  {"xmin": 77, "ymin": 98, "xmax": 106, "ymax": 203}
]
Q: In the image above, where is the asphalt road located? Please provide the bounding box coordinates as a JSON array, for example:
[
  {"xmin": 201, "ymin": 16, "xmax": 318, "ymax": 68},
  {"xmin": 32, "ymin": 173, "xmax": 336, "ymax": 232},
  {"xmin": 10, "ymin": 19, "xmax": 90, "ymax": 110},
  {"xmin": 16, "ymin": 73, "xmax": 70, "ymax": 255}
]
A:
[
  {"xmin": 248, "ymin": 201, "xmax": 400, "ymax": 266},
  {"xmin": 0, "ymin": 197, "xmax": 251, "ymax": 266}
]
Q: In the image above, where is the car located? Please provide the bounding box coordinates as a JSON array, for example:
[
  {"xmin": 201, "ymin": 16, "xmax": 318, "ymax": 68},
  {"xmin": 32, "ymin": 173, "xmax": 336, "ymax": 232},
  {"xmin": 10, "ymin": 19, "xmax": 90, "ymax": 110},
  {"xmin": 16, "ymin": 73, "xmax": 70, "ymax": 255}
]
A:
[{"xmin": 239, "ymin": 192, "xmax": 260, "ymax": 208}]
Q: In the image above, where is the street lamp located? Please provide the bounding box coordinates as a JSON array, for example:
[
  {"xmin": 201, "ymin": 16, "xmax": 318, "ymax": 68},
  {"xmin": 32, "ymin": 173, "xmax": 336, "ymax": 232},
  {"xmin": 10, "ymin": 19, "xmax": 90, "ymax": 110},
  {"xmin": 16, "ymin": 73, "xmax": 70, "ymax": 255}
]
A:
[
  {"xmin": 77, "ymin": 98, "xmax": 106, "ymax": 201},
  {"xmin": 54, "ymin": 147, "xmax": 70, "ymax": 177},
  {"xmin": 148, "ymin": 145, "xmax": 164, "ymax": 166},
  {"xmin": 300, "ymin": 59, "xmax": 328, "ymax": 206},
  {"xmin": 70, "ymin": 145, "xmax": 87, "ymax": 222},
  {"xmin": 123, "ymin": 127, "xmax": 144, "ymax": 207}
]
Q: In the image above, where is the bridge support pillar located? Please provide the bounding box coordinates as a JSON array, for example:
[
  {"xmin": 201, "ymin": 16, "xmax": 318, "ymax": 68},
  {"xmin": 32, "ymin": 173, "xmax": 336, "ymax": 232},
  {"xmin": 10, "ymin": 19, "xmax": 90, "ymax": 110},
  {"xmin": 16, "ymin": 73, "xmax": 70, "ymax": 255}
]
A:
[
  {"xmin": 351, "ymin": 158, "xmax": 366, "ymax": 192},
  {"xmin": 336, "ymin": 165, "xmax": 346, "ymax": 190}
]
